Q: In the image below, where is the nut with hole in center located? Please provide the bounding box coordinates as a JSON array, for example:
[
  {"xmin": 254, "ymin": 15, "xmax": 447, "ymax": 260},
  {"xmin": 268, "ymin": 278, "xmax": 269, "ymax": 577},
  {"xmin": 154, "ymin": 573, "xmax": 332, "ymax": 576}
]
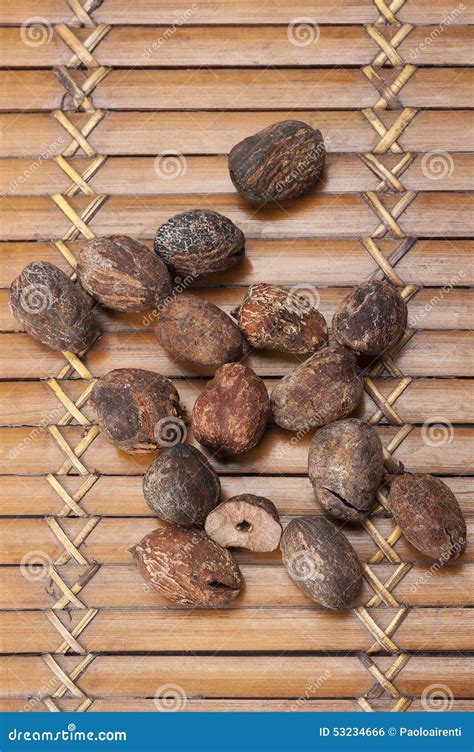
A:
[{"xmin": 205, "ymin": 494, "xmax": 282, "ymax": 551}]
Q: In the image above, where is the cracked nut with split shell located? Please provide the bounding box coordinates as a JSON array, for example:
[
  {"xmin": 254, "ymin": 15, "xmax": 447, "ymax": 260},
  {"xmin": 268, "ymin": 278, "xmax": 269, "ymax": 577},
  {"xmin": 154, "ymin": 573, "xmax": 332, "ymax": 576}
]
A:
[
  {"xmin": 308, "ymin": 418, "xmax": 384, "ymax": 522},
  {"xmin": 205, "ymin": 494, "xmax": 282, "ymax": 552},
  {"xmin": 129, "ymin": 525, "xmax": 243, "ymax": 606}
]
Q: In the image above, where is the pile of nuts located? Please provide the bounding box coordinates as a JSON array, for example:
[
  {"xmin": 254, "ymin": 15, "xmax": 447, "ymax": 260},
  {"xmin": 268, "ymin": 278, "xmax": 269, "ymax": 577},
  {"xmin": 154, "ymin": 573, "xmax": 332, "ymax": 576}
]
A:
[{"xmin": 10, "ymin": 120, "xmax": 466, "ymax": 611}]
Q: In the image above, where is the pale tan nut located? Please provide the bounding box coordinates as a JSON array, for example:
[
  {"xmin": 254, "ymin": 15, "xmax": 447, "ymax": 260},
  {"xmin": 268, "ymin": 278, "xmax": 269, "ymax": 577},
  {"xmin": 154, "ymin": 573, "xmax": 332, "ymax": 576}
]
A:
[
  {"xmin": 154, "ymin": 294, "xmax": 247, "ymax": 369},
  {"xmin": 332, "ymin": 280, "xmax": 407, "ymax": 357},
  {"xmin": 308, "ymin": 418, "xmax": 384, "ymax": 523},
  {"xmin": 234, "ymin": 283, "xmax": 328, "ymax": 355},
  {"xmin": 77, "ymin": 235, "xmax": 172, "ymax": 312},
  {"xmin": 129, "ymin": 526, "xmax": 242, "ymax": 607},
  {"xmin": 280, "ymin": 516, "xmax": 363, "ymax": 610},
  {"xmin": 205, "ymin": 494, "xmax": 282, "ymax": 552},
  {"xmin": 192, "ymin": 362, "xmax": 270, "ymax": 456}
]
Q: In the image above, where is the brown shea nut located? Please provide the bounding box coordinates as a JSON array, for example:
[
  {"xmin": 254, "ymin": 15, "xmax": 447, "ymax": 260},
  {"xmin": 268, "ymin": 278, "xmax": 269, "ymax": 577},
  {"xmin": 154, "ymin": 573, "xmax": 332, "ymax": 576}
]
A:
[
  {"xmin": 228, "ymin": 120, "xmax": 325, "ymax": 204},
  {"xmin": 280, "ymin": 517, "xmax": 363, "ymax": 609},
  {"xmin": 143, "ymin": 444, "xmax": 221, "ymax": 527},
  {"xmin": 205, "ymin": 494, "xmax": 282, "ymax": 552},
  {"xmin": 333, "ymin": 280, "xmax": 407, "ymax": 357},
  {"xmin": 387, "ymin": 473, "xmax": 467, "ymax": 560},
  {"xmin": 129, "ymin": 526, "xmax": 242, "ymax": 606},
  {"xmin": 9, "ymin": 261, "xmax": 98, "ymax": 352},
  {"xmin": 308, "ymin": 419, "xmax": 384, "ymax": 522},
  {"xmin": 234, "ymin": 283, "xmax": 328, "ymax": 355},
  {"xmin": 193, "ymin": 363, "xmax": 270, "ymax": 456},
  {"xmin": 154, "ymin": 294, "xmax": 246, "ymax": 368},
  {"xmin": 90, "ymin": 368, "xmax": 183, "ymax": 453},
  {"xmin": 271, "ymin": 345, "xmax": 363, "ymax": 432},
  {"xmin": 154, "ymin": 209, "xmax": 245, "ymax": 276},
  {"xmin": 77, "ymin": 235, "xmax": 172, "ymax": 312}
]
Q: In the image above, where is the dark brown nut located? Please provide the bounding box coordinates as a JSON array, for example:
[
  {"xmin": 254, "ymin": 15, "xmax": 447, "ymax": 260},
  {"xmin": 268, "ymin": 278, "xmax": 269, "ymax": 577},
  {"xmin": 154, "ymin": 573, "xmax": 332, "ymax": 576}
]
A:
[
  {"xmin": 387, "ymin": 473, "xmax": 467, "ymax": 561},
  {"xmin": 205, "ymin": 494, "xmax": 282, "ymax": 552},
  {"xmin": 129, "ymin": 526, "xmax": 242, "ymax": 606},
  {"xmin": 154, "ymin": 294, "xmax": 246, "ymax": 368},
  {"xmin": 234, "ymin": 283, "xmax": 328, "ymax": 355},
  {"xmin": 143, "ymin": 444, "xmax": 221, "ymax": 527},
  {"xmin": 77, "ymin": 235, "xmax": 172, "ymax": 312},
  {"xmin": 154, "ymin": 209, "xmax": 245, "ymax": 276},
  {"xmin": 280, "ymin": 517, "xmax": 363, "ymax": 609},
  {"xmin": 90, "ymin": 368, "xmax": 183, "ymax": 453},
  {"xmin": 9, "ymin": 261, "xmax": 98, "ymax": 352},
  {"xmin": 308, "ymin": 419, "xmax": 384, "ymax": 522},
  {"xmin": 193, "ymin": 363, "xmax": 270, "ymax": 456},
  {"xmin": 228, "ymin": 120, "xmax": 325, "ymax": 204},
  {"xmin": 270, "ymin": 345, "xmax": 363, "ymax": 432},
  {"xmin": 333, "ymin": 280, "xmax": 407, "ymax": 357}
]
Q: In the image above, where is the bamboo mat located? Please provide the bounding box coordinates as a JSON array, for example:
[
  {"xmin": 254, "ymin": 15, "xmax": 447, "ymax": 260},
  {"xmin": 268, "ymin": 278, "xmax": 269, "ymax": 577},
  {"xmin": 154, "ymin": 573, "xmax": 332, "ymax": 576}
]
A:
[{"xmin": 0, "ymin": 0, "xmax": 473, "ymax": 713}]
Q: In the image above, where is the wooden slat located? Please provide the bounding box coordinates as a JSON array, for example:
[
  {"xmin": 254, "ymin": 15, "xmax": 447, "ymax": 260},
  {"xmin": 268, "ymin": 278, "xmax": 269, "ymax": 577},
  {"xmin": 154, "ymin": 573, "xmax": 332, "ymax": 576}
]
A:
[
  {"xmin": 1, "ymin": 239, "xmax": 472, "ymax": 287},
  {"xmin": 2, "ymin": 26, "xmax": 472, "ymax": 67},
  {"xmin": 1, "ymin": 379, "xmax": 472, "ymax": 427},
  {"xmin": 1, "ymin": 69, "xmax": 473, "ymax": 111},
  {"xmin": 0, "ymin": 608, "xmax": 472, "ymax": 654},
  {"xmin": 0, "ymin": 475, "xmax": 471, "ymax": 519},
  {"xmin": 1, "ymin": 331, "xmax": 472, "ymax": 380},
  {"xmin": 1, "ymin": 194, "xmax": 473, "ymax": 241},
  {"xmin": 2, "ymin": 111, "xmax": 473, "ymax": 158},
  {"xmin": 1, "ymin": 517, "xmax": 472, "ymax": 565},
  {"xmin": 1, "ymin": 562, "xmax": 472, "ymax": 610},
  {"xmin": 2, "ymin": 287, "xmax": 473, "ymax": 331},
  {"xmin": 4, "ymin": 154, "xmax": 474, "ymax": 196},
  {"xmin": 0, "ymin": 655, "xmax": 471, "ymax": 699},
  {"xmin": 2, "ymin": 0, "xmax": 473, "ymax": 25}
]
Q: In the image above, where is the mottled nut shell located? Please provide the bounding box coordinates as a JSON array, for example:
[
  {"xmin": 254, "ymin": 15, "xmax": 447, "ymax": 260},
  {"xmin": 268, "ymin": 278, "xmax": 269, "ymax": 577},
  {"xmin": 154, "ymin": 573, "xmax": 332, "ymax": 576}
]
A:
[
  {"xmin": 387, "ymin": 473, "xmax": 467, "ymax": 560},
  {"xmin": 333, "ymin": 280, "xmax": 407, "ymax": 356},
  {"xmin": 205, "ymin": 494, "xmax": 282, "ymax": 552},
  {"xmin": 235, "ymin": 283, "xmax": 328, "ymax": 355},
  {"xmin": 9, "ymin": 261, "xmax": 98, "ymax": 352},
  {"xmin": 154, "ymin": 294, "xmax": 246, "ymax": 368},
  {"xmin": 77, "ymin": 235, "xmax": 172, "ymax": 312},
  {"xmin": 154, "ymin": 209, "xmax": 245, "ymax": 276},
  {"xmin": 129, "ymin": 526, "xmax": 242, "ymax": 606},
  {"xmin": 90, "ymin": 368, "xmax": 182, "ymax": 453},
  {"xmin": 193, "ymin": 363, "xmax": 270, "ymax": 456},
  {"xmin": 280, "ymin": 517, "xmax": 363, "ymax": 609},
  {"xmin": 308, "ymin": 419, "xmax": 384, "ymax": 522},
  {"xmin": 228, "ymin": 120, "xmax": 325, "ymax": 204},
  {"xmin": 143, "ymin": 444, "xmax": 221, "ymax": 527},
  {"xmin": 271, "ymin": 345, "xmax": 363, "ymax": 432}
]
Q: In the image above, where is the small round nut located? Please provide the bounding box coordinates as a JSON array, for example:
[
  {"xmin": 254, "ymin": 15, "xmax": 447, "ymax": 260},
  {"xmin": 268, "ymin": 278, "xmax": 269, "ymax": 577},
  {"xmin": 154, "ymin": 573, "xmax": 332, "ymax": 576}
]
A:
[
  {"xmin": 154, "ymin": 209, "xmax": 245, "ymax": 276},
  {"xmin": 234, "ymin": 283, "xmax": 327, "ymax": 355},
  {"xmin": 90, "ymin": 368, "xmax": 183, "ymax": 453},
  {"xmin": 332, "ymin": 280, "xmax": 407, "ymax": 356},
  {"xmin": 9, "ymin": 261, "xmax": 98, "ymax": 352},
  {"xmin": 154, "ymin": 294, "xmax": 246, "ymax": 368},
  {"xmin": 228, "ymin": 120, "xmax": 325, "ymax": 204},
  {"xmin": 129, "ymin": 526, "xmax": 243, "ymax": 607},
  {"xmin": 205, "ymin": 494, "xmax": 282, "ymax": 552},
  {"xmin": 143, "ymin": 444, "xmax": 221, "ymax": 527},
  {"xmin": 77, "ymin": 235, "xmax": 172, "ymax": 312}
]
